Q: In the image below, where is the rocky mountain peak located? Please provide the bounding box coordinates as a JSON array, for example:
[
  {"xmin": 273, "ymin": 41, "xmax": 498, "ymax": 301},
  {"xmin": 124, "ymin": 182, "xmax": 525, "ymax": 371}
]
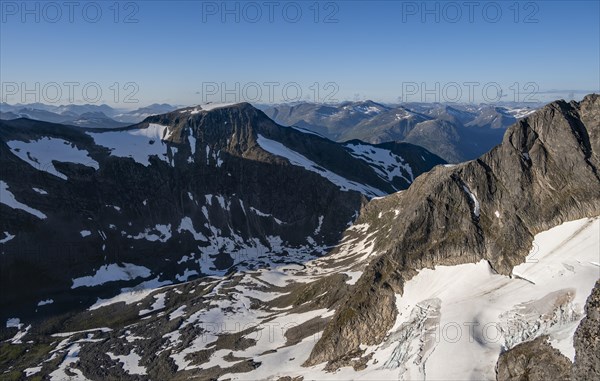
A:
[
  {"xmin": 305, "ymin": 94, "xmax": 600, "ymax": 367},
  {"xmin": 501, "ymin": 95, "xmax": 599, "ymax": 181},
  {"xmin": 142, "ymin": 103, "xmax": 270, "ymax": 156},
  {"xmin": 0, "ymin": 101, "xmax": 446, "ymax": 325}
]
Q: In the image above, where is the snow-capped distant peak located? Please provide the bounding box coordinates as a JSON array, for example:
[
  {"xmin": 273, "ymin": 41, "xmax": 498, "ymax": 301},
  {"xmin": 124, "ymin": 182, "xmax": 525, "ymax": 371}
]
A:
[
  {"xmin": 506, "ymin": 107, "xmax": 537, "ymax": 119},
  {"xmin": 394, "ymin": 107, "xmax": 415, "ymax": 120},
  {"xmin": 340, "ymin": 101, "xmax": 388, "ymax": 115},
  {"xmin": 361, "ymin": 106, "xmax": 384, "ymax": 114}
]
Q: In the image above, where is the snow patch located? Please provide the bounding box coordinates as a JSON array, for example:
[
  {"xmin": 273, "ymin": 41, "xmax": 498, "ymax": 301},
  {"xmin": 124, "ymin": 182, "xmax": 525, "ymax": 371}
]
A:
[
  {"xmin": 32, "ymin": 187, "xmax": 48, "ymax": 195},
  {"xmin": 130, "ymin": 224, "xmax": 172, "ymax": 242},
  {"xmin": 0, "ymin": 231, "xmax": 15, "ymax": 244},
  {"xmin": 6, "ymin": 318, "xmax": 21, "ymax": 328},
  {"xmin": 49, "ymin": 343, "xmax": 89, "ymax": 381},
  {"xmin": 250, "ymin": 206, "xmax": 284, "ymax": 224},
  {"xmin": 88, "ymin": 123, "xmax": 170, "ymax": 166},
  {"xmin": 37, "ymin": 299, "xmax": 54, "ymax": 306},
  {"xmin": 342, "ymin": 271, "xmax": 363, "ymax": 285},
  {"xmin": 139, "ymin": 293, "xmax": 166, "ymax": 316},
  {"xmin": 256, "ymin": 134, "xmax": 385, "ymax": 197},
  {"xmin": 314, "ymin": 215, "xmax": 324, "ymax": 235},
  {"xmin": 0, "ymin": 181, "xmax": 47, "ymax": 219},
  {"xmin": 199, "ymin": 102, "xmax": 240, "ymax": 111},
  {"xmin": 89, "ymin": 277, "xmax": 171, "ymax": 310},
  {"xmin": 24, "ymin": 366, "xmax": 42, "ymax": 377},
  {"xmin": 169, "ymin": 305, "xmax": 187, "ymax": 320},
  {"xmin": 462, "ymin": 183, "xmax": 480, "ymax": 217},
  {"xmin": 345, "ymin": 142, "xmax": 414, "ymax": 185},
  {"xmin": 7, "ymin": 137, "xmax": 98, "ymax": 180},
  {"xmin": 176, "ymin": 268, "xmax": 199, "ymax": 282},
  {"xmin": 177, "ymin": 217, "xmax": 207, "ymax": 241},
  {"xmin": 71, "ymin": 263, "xmax": 151, "ymax": 289},
  {"xmin": 108, "ymin": 350, "xmax": 147, "ymax": 375}
]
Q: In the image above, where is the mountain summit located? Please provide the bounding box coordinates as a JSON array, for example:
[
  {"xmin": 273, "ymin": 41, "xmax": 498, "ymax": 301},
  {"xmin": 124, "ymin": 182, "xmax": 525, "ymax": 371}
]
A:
[
  {"xmin": 0, "ymin": 102, "xmax": 443, "ymax": 322},
  {"xmin": 306, "ymin": 94, "xmax": 600, "ymax": 367}
]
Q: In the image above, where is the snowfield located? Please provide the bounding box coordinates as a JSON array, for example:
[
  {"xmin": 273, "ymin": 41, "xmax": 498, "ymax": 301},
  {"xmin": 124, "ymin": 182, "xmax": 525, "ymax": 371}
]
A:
[
  {"xmin": 461, "ymin": 183, "xmax": 481, "ymax": 217},
  {"xmin": 0, "ymin": 231, "xmax": 16, "ymax": 244},
  {"xmin": 345, "ymin": 142, "xmax": 414, "ymax": 185},
  {"xmin": 107, "ymin": 350, "xmax": 146, "ymax": 375},
  {"xmin": 256, "ymin": 134, "xmax": 386, "ymax": 197},
  {"xmin": 292, "ymin": 216, "xmax": 599, "ymax": 381},
  {"xmin": 200, "ymin": 217, "xmax": 598, "ymax": 380},
  {"xmin": 7, "ymin": 137, "xmax": 99, "ymax": 180},
  {"xmin": 506, "ymin": 107, "xmax": 537, "ymax": 119},
  {"xmin": 179, "ymin": 103, "xmax": 241, "ymax": 113},
  {"xmin": 0, "ymin": 180, "xmax": 47, "ymax": 219},
  {"xmin": 9, "ymin": 216, "xmax": 599, "ymax": 380},
  {"xmin": 71, "ymin": 263, "xmax": 152, "ymax": 289},
  {"xmin": 88, "ymin": 123, "xmax": 171, "ymax": 166}
]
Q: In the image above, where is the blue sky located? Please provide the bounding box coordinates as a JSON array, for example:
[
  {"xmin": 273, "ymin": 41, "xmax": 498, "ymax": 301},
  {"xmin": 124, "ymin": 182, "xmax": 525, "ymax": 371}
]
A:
[{"xmin": 1, "ymin": 0, "xmax": 598, "ymax": 108}]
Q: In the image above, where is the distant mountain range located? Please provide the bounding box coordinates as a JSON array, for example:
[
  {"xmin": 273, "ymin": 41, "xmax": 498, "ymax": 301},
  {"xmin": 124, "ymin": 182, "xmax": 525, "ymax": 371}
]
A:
[
  {"xmin": 260, "ymin": 100, "xmax": 540, "ymax": 162},
  {"xmin": 2, "ymin": 101, "xmax": 539, "ymax": 163},
  {"xmin": 0, "ymin": 103, "xmax": 179, "ymax": 128}
]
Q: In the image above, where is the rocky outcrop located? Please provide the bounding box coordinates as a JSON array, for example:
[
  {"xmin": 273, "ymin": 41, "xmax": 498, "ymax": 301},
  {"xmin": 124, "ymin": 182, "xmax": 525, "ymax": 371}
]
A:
[
  {"xmin": 573, "ymin": 280, "xmax": 600, "ymax": 380},
  {"xmin": 306, "ymin": 94, "xmax": 600, "ymax": 366},
  {"xmin": 495, "ymin": 336, "xmax": 573, "ymax": 381},
  {"xmin": 495, "ymin": 280, "xmax": 600, "ymax": 381}
]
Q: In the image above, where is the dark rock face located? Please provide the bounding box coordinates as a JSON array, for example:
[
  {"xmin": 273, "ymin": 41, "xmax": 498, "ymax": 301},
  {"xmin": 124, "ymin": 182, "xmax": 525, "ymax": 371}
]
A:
[
  {"xmin": 306, "ymin": 94, "xmax": 600, "ymax": 366},
  {"xmin": 572, "ymin": 280, "xmax": 600, "ymax": 380},
  {"xmin": 0, "ymin": 103, "xmax": 443, "ymax": 324},
  {"xmin": 495, "ymin": 336, "xmax": 573, "ymax": 381}
]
